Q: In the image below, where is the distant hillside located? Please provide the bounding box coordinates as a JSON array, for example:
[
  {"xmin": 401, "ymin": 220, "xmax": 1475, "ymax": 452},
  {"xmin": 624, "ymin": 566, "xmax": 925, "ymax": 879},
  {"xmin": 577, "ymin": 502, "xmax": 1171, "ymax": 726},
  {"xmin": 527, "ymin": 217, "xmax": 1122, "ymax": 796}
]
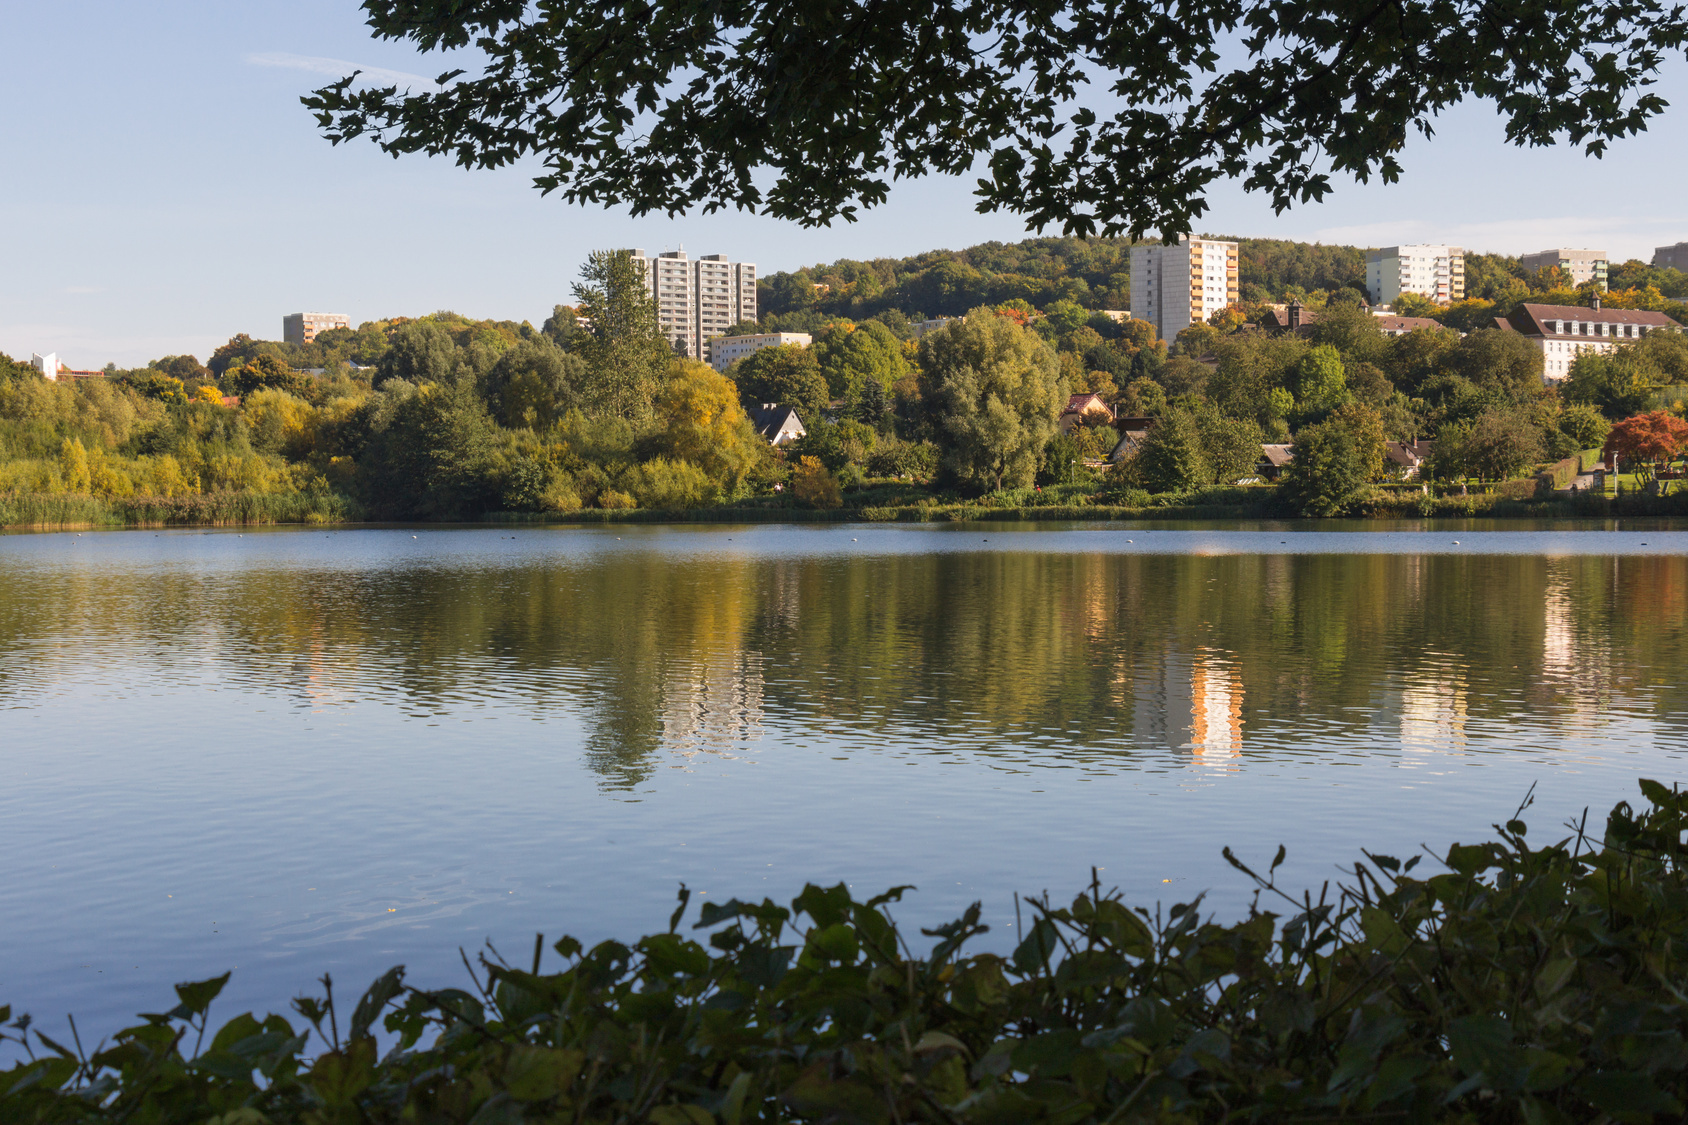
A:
[{"xmin": 755, "ymin": 236, "xmax": 1379, "ymax": 328}]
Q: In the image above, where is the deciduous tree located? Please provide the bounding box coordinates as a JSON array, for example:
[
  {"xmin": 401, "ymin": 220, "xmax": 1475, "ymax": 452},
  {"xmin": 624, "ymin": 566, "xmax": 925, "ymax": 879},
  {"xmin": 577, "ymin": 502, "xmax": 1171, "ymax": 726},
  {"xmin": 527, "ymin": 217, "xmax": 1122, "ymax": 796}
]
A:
[{"xmin": 919, "ymin": 310, "xmax": 1066, "ymax": 492}]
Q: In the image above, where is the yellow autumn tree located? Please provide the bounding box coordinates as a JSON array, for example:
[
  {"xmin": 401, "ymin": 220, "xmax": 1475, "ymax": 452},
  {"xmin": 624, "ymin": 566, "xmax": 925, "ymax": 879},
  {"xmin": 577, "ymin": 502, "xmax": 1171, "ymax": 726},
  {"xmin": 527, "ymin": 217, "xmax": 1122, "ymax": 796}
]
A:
[{"xmin": 654, "ymin": 361, "xmax": 769, "ymax": 494}]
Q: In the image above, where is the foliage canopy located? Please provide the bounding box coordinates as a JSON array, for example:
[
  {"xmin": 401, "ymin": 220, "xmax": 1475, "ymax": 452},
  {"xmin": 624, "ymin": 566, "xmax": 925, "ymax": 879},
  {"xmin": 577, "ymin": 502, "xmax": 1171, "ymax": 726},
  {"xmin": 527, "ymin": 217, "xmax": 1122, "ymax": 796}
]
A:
[{"xmin": 304, "ymin": 0, "xmax": 1688, "ymax": 239}]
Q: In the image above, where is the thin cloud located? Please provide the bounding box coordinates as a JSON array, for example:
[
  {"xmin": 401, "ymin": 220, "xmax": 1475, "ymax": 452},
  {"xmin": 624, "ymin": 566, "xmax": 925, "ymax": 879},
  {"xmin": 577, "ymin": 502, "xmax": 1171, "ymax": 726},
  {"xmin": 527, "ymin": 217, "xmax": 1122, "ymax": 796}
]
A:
[
  {"xmin": 1311, "ymin": 217, "xmax": 1681, "ymax": 261},
  {"xmin": 247, "ymin": 51, "xmax": 440, "ymax": 91}
]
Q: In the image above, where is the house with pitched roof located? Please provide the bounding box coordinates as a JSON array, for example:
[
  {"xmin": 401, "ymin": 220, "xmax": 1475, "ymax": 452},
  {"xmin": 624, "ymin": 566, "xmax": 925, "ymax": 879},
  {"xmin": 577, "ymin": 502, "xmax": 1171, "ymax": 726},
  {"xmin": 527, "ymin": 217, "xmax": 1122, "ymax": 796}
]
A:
[
  {"xmin": 1058, "ymin": 392, "xmax": 1116, "ymax": 434},
  {"xmin": 750, "ymin": 404, "xmax": 806, "ymax": 446},
  {"xmin": 1373, "ymin": 315, "xmax": 1446, "ymax": 337},
  {"xmin": 1498, "ymin": 300, "xmax": 1681, "ymax": 383}
]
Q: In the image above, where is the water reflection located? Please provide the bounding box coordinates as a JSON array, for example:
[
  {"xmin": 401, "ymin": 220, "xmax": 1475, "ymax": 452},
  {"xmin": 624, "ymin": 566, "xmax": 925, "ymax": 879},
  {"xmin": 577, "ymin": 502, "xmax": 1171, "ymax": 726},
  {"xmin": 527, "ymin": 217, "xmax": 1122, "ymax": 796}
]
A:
[
  {"xmin": 6, "ymin": 526, "xmax": 1688, "ymax": 1042},
  {"xmin": 3, "ymin": 539, "xmax": 1688, "ymax": 785}
]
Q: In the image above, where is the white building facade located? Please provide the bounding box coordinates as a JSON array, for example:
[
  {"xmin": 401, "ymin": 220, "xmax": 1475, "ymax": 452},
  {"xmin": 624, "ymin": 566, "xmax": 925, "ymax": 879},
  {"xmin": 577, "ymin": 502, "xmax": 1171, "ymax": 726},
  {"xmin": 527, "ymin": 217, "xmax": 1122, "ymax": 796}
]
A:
[
  {"xmin": 1365, "ymin": 245, "xmax": 1465, "ymax": 305},
  {"xmin": 1502, "ymin": 302, "xmax": 1681, "ymax": 382},
  {"xmin": 1129, "ymin": 237, "xmax": 1238, "ymax": 344},
  {"xmin": 31, "ymin": 353, "xmax": 58, "ymax": 381},
  {"xmin": 626, "ymin": 250, "xmax": 758, "ymax": 362},
  {"xmin": 707, "ymin": 332, "xmax": 812, "ymax": 372},
  {"xmin": 1519, "ymin": 249, "xmax": 1608, "ymax": 290}
]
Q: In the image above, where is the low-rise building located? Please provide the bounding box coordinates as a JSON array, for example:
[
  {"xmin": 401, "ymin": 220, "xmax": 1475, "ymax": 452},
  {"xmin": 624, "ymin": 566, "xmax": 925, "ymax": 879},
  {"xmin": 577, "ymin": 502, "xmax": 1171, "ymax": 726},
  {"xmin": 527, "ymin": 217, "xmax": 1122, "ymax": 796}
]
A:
[
  {"xmin": 1058, "ymin": 392, "xmax": 1116, "ymax": 434},
  {"xmin": 283, "ymin": 313, "xmax": 349, "ymax": 346},
  {"xmin": 1259, "ymin": 300, "xmax": 1319, "ymax": 335},
  {"xmin": 1499, "ymin": 301, "xmax": 1682, "ymax": 382},
  {"xmin": 1373, "ymin": 314, "xmax": 1446, "ymax": 337},
  {"xmin": 1107, "ymin": 417, "xmax": 1156, "ymax": 462},
  {"xmin": 1257, "ymin": 444, "xmax": 1295, "ymax": 479},
  {"xmin": 1519, "ymin": 249, "xmax": 1608, "ymax": 289},
  {"xmin": 707, "ymin": 332, "xmax": 812, "ymax": 372},
  {"xmin": 750, "ymin": 403, "xmax": 806, "ymax": 446},
  {"xmin": 912, "ymin": 318, "xmax": 954, "ymax": 338},
  {"xmin": 1384, "ymin": 440, "xmax": 1435, "ymax": 478}
]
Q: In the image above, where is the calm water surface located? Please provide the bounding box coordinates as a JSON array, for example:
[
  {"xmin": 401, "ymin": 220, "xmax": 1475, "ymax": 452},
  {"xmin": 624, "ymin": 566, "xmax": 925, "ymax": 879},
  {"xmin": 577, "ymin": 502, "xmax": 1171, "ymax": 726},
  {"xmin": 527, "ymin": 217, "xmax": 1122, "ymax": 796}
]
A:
[{"xmin": 4, "ymin": 521, "xmax": 1688, "ymax": 1037}]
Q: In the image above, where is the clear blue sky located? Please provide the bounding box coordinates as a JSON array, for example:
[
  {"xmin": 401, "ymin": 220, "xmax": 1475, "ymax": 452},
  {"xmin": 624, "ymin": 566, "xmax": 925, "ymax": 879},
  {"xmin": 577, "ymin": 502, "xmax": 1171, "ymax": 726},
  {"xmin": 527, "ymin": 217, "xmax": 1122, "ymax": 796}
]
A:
[{"xmin": 5, "ymin": 0, "xmax": 1687, "ymax": 368}]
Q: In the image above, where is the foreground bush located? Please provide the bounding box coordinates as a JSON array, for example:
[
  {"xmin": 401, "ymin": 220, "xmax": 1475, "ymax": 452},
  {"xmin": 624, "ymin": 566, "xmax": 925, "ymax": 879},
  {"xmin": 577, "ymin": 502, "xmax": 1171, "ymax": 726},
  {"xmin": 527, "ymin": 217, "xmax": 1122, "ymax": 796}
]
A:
[{"xmin": 7, "ymin": 782, "xmax": 1688, "ymax": 1122}]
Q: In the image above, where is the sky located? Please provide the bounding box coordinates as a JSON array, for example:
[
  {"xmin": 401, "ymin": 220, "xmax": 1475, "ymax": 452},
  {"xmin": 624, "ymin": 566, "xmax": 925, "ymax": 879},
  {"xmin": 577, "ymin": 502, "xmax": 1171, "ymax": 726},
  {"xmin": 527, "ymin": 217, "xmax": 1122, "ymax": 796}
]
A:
[{"xmin": 5, "ymin": 1, "xmax": 1688, "ymax": 368}]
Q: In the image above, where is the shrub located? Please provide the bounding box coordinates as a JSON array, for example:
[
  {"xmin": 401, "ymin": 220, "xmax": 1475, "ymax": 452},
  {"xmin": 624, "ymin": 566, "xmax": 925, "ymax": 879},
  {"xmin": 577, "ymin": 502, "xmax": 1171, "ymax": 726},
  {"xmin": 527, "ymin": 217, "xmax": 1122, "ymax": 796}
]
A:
[
  {"xmin": 792, "ymin": 455, "xmax": 842, "ymax": 508},
  {"xmin": 12, "ymin": 783, "xmax": 1688, "ymax": 1123},
  {"xmin": 624, "ymin": 457, "xmax": 716, "ymax": 510},
  {"xmin": 597, "ymin": 488, "xmax": 636, "ymax": 509}
]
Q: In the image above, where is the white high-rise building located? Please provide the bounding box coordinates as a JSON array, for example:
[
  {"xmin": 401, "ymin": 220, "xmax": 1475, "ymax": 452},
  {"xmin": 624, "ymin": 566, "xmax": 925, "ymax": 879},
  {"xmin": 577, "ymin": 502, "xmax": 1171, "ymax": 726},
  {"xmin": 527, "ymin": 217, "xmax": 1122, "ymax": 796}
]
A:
[
  {"xmin": 1129, "ymin": 237, "xmax": 1238, "ymax": 344},
  {"xmin": 625, "ymin": 250, "xmax": 758, "ymax": 361},
  {"xmin": 31, "ymin": 353, "xmax": 58, "ymax": 381},
  {"xmin": 1365, "ymin": 245, "xmax": 1465, "ymax": 305}
]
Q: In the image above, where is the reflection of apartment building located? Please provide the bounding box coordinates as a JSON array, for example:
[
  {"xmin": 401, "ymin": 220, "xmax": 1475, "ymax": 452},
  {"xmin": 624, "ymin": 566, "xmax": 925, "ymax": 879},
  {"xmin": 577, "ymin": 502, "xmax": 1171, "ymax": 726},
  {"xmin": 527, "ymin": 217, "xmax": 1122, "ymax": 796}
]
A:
[
  {"xmin": 625, "ymin": 250, "xmax": 758, "ymax": 362},
  {"xmin": 708, "ymin": 332, "xmax": 812, "ymax": 372},
  {"xmin": 1499, "ymin": 301, "xmax": 1681, "ymax": 383},
  {"xmin": 282, "ymin": 312, "xmax": 349, "ymax": 346},
  {"xmin": 1519, "ymin": 248, "xmax": 1608, "ymax": 290},
  {"xmin": 1365, "ymin": 245, "xmax": 1464, "ymax": 305},
  {"xmin": 1130, "ymin": 237, "xmax": 1239, "ymax": 343},
  {"xmin": 1400, "ymin": 677, "xmax": 1468, "ymax": 753},
  {"xmin": 1130, "ymin": 647, "xmax": 1244, "ymax": 758},
  {"xmin": 661, "ymin": 656, "xmax": 765, "ymax": 758},
  {"xmin": 1190, "ymin": 652, "xmax": 1244, "ymax": 759}
]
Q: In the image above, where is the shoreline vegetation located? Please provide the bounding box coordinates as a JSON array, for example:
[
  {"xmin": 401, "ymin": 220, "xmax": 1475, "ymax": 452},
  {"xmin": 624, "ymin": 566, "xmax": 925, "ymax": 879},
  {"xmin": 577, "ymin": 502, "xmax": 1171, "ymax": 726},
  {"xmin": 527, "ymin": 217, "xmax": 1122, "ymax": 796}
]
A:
[
  {"xmin": 7, "ymin": 780, "xmax": 1688, "ymax": 1122},
  {"xmin": 7, "ymin": 486, "xmax": 1688, "ymax": 531},
  {"xmin": 9, "ymin": 239, "xmax": 1688, "ymax": 538}
]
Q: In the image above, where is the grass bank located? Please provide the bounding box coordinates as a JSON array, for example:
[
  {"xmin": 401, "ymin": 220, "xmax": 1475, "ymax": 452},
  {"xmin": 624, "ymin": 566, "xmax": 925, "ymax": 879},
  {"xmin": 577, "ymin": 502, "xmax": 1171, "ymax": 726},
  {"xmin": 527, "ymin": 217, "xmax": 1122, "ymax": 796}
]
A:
[
  {"xmin": 6, "ymin": 780, "xmax": 1688, "ymax": 1122},
  {"xmin": 490, "ymin": 486, "xmax": 1688, "ymax": 526},
  {"xmin": 0, "ymin": 491, "xmax": 359, "ymax": 529}
]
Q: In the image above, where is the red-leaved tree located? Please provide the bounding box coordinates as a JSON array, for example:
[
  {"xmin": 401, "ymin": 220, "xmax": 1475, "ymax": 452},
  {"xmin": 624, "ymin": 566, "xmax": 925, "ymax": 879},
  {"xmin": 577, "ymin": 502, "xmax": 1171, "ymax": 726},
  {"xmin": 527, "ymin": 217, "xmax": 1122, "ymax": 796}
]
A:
[{"xmin": 1609, "ymin": 411, "xmax": 1688, "ymax": 481}]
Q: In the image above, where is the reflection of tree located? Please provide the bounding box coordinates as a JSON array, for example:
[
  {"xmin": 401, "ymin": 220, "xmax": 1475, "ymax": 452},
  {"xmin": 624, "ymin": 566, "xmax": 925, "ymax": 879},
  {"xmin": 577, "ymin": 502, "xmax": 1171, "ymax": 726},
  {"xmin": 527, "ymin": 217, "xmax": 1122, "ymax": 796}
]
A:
[{"xmin": 3, "ymin": 544, "xmax": 1688, "ymax": 783}]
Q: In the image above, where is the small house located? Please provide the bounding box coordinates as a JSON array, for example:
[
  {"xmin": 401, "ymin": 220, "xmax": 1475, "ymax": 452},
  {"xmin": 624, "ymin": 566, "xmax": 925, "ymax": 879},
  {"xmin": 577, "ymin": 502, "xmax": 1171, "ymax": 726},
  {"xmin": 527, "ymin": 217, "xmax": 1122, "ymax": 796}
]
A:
[
  {"xmin": 1258, "ymin": 444, "xmax": 1295, "ymax": 479},
  {"xmin": 1383, "ymin": 440, "xmax": 1434, "ymax": 478},
  {"xmin": 1058, "ymin": 392, "xmax": 1117, "ymax": 434},
  {"xmin": 751, "ymin": 403, "xmax": 806, "ymax": 446},
  {"xmin": 1107, "ymin": 416, "xmax": 1156, "ymax": 463}
]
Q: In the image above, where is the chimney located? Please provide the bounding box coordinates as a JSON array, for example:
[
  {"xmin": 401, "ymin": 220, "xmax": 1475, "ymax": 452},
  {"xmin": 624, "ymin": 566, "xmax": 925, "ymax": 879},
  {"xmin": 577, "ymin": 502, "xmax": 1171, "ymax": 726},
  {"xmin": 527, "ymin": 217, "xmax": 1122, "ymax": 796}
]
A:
[{"xmin": 1592, "ymin": 294, "xmax": 1602, "ymax": 311}]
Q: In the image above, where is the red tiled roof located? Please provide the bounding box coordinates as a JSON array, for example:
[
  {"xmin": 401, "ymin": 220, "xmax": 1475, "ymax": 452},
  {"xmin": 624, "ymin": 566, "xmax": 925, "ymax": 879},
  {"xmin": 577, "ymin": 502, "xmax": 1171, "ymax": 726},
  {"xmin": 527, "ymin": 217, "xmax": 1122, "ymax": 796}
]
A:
[
  {"xmin": 1510, "ymin": 303, "xmax": 1680, "ymax": 338},
  {"xmin": 1374, "ymin": 316, "xmax": 1443, "ymax": 333}
]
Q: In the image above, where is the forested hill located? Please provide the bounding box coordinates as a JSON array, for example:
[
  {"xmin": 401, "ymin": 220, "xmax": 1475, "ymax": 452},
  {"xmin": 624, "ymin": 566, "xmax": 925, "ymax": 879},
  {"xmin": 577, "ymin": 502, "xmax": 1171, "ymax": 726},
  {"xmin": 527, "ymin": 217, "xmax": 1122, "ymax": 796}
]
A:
[
  {"xmin": 756, "ymin": 237, "xmax": 1371, "ymax": 326},
  {"xmin": 756, "ymin": 236, "xmax": 1688, "ymax": 331}
]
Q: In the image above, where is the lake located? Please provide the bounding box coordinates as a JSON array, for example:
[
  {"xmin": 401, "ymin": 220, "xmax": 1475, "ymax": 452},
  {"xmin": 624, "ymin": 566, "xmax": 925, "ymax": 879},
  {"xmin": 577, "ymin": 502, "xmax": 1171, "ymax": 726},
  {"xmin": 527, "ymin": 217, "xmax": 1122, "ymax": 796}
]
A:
[{"xmin": 4, "ymin": 521, "xmax": 1688, "ymax": 1040}]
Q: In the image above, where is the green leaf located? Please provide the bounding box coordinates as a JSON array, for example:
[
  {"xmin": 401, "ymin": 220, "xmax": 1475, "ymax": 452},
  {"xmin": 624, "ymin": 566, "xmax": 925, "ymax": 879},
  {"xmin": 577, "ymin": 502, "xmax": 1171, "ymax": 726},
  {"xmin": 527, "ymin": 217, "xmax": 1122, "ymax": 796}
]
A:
[
  {"xmin": 807, "ymin": 922, "xmax": 860, "ymax": 963},
  {"xmin": 1578, "ymin": 1071, "xmax": 1683, "ymax": 1115},
  {"xmin": 171, "ymin": 972, "xmax": 231, "ymax": 1019},
  {"xmin": 308, "ymin": 1037, "xmax": 376, "ymax": 1108},
  {"xmin": 640, "ymin": 933, "xmax": 711, "ymax": 977},
  {"xmin": 349, "ymin": 966, "xmax": 404, "ymax": 1041},
  {"xmin": 503, "ymin": 1045, "xmax": 583, "ymax": 1101},
  {"xmin": 208, "ymin": 1012, "xmax": 263, "ymax": 1055}
]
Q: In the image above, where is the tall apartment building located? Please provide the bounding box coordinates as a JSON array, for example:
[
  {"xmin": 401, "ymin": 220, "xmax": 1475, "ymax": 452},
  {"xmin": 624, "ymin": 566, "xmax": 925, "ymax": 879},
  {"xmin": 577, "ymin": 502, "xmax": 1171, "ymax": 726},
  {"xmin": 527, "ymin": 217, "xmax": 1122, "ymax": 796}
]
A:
[
  {"xmin": 1129, "ymin": 237, "xmax": 1238, "ymax": 343},
  {"xmin": 1519, "ymin": 248, "xmax": 1607, "ymax": 289},
  {"xmin": 625, "ymin": 250, "xmax": 757, "ymax": 361},
  {"xmin": 1654, "ymin": 242, "xmax": 1688, "ymax": 271},
  {"xmin": 1364, "ymin": 245, "xmax": 1465, "ymax": 305},
  {"xmin": 282, "ymin": 312, "xmax": 350, "ymax": 346}
]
